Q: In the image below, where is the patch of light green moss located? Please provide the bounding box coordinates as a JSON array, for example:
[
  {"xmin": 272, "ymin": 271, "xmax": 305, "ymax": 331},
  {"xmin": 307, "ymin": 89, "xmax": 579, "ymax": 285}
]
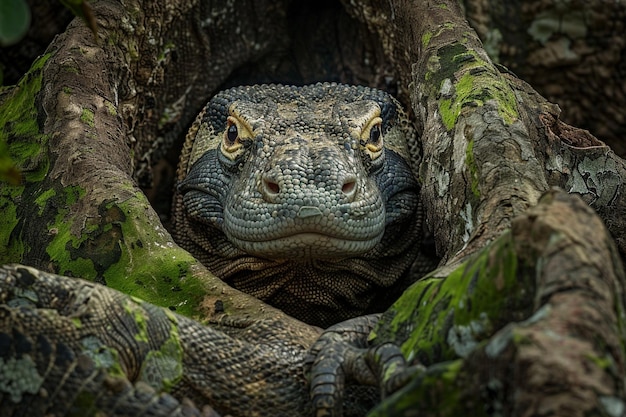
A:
[
  {"xmin": 435, "ymin": 44, "xmax": 519, "ymax": 131},
  {"xmin": 80, "ymin": 108, "xmax": 95, "ymax": 127},
  {"xmin": 34, "ymin": 188, "xmax": 56, "ymax": 215},
  {"xmin": 585, "ymin": 352, "xmax": 615, "ymax": 371},
  {"xmin": 378, "ymin": 230, "xmax": 523, "ymax": 364},
  {"xmin": 45, "ymin": 185, "xmax": 98, "ymax": 278},
  {"xmin": 100, "ymin": 194, "xmax": 207, "ymax": 318},
  {"xmin": 157, "ymin": 42, "xmax": 176, "ymax": 62},
  {"xmin": 439, "ymin": 71, "xmax": 474, "ymax": 130},
  {"xmin": 62, "ymin": 64, "xmax": 79, "ymax": 74},
  {"xmin": 422, "ymin": 31, "xmax": 433, "ymax": 47},
  {"xmin": 124, "ymin": 301, "xmax": 150, "ymax": 343},
  {"xmin": 104, "ymin": 101, "xmax": 117, "ymax": 116}
]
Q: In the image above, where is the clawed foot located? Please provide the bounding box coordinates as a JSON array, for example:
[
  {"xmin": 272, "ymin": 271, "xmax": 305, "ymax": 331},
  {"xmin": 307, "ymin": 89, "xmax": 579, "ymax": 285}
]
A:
[{"xmin": 304, "ymin": 314, "xmax": 423, "ymax": 417}]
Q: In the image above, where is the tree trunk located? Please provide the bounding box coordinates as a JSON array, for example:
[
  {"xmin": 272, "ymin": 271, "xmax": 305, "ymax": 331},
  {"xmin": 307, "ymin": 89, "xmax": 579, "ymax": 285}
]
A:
[{"xmin": 1, "ymin": 0, "xmax": 625, "ymax": 415}]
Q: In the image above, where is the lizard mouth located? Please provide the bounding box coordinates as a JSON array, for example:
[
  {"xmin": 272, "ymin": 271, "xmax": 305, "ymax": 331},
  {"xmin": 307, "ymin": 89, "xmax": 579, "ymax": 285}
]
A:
[
  {"xmin": 221, "ymin": 194, "xmax": 387, "ymax": 259},
  {"xmin": 225, "ymin": 231, "xmax": 384, "ymax": 259}
]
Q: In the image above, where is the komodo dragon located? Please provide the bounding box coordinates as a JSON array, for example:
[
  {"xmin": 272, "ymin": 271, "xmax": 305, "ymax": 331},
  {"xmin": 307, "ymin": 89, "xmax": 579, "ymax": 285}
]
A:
[
  {"xmin": 172, "ymin": 83, "xmax": 432, "ymax": 327},
  {"xmin": 0, "ymin": 84, "xmax": 426, "ymax": 416}
]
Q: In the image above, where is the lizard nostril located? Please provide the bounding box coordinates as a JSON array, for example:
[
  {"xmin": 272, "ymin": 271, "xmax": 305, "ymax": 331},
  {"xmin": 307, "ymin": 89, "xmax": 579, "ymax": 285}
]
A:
[
  {"xmin": 341, "ymin": 179, "xmax": 356, "ymax": 196},
  {"xmin": 264, "ymin": 179, "xmax": 280, "ymax": 195}
]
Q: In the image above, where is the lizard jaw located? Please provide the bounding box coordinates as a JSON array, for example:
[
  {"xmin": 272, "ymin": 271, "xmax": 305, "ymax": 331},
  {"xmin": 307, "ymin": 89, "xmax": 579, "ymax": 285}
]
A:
[{"xmin": 225, "ymin": 231, "xmax": 384, "ymax": 260}]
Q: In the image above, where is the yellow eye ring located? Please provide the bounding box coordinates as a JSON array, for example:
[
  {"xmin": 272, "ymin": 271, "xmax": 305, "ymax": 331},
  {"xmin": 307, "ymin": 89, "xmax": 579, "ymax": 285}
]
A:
[
  {"xmin": 221, "ymin": 116, "xmax": 245, "ymax": 158},
  {"xmin": 361, "ymin": 116, "xmax": 384, "ymax": 158}
]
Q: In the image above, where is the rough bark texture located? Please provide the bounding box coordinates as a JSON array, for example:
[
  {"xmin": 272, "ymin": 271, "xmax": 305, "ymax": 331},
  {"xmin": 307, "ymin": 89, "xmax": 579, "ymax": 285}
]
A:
[
  {"xmin": 1, "ymin": 0, "xmax": 625, "ymax": 416},
  {"xmin": 369, "ymin": 189, "xmax": 626, "ymax": 416},
  {"xmin": 463, "ymin": 0, "xmax": 626, "ymax": 155}
]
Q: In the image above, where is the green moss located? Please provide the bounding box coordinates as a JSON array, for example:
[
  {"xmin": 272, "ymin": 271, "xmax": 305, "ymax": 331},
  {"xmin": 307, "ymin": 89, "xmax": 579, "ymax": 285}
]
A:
[
  {"xmin": 125, "ymin": 301, "xmax": 150, "ymax": 343},
  {"xmin": 95, "ymin": 195, "xmax": 207, "ymax": 317},
  {"xmin": 510, "ymin": 327, "xmax": 533, "ymax": 346},
  {"xmin": 37, "ymin": 180, "xmax": 207, "ymax": 318},
  {"xmin": 422, "ymin": 31, "xmax": 432, "ymax": 47},
  {"xmin": 0, "ymin": 53, "xmax": 51, "ymax": 183},
  {"xmin": 157, "ymin": 42, "xmax": 176, "ymax": 62},
  {"xmin": 106, "ymin": 32, "xmax": 118, "ymax": 46},
  {"xmin": 45, "ymin": 185, "xmax": 101, "ymax": 278},
  {"xmin": 71, "ymin": 317, "xmax": 82, "ymax": 329},
  {"xmin": 65, "ymin": 185, "xmax": 84, "ymax": 205},
  {"xmin": 0, "ymin": 141, "xmax": 21, "ymax": 185},
  {"xmin": 29, "ymin": 54, "xmax": 49, "ymax": 71},
  {"xmin": 63, "ymin": 64, "xmax": 80, "ymax": 74},
  {"xmin": 0, "ymin": 54, "xmax": 53, "ymax": 264},
  {"xmin": 432, "ymin": 43, "xmax": 519, "ymax": 131},
  {"xmin": 80, "ymin": 108, "xmax": 95, "ymax": 127},
  {"xmin": 375, "ymin": 230, "xmax": 531, "ymax": 365},
  {"xmin": 104, "ymin": 100, "xmax": 117, "ymax": 116},
  {"xmin": 439, "ymin": 71, "xmax": 475, "ymax": 130},
  {"xmin": 63, "ymin": 86, "xmax": 72, "ymax": 94},
  {"xmin": 34, "ymin": 188, "xmax": 56, "ymax": 215},
  {"xmin": 584, "ymin": 353, "xmax": 614, "ymax": 371}
]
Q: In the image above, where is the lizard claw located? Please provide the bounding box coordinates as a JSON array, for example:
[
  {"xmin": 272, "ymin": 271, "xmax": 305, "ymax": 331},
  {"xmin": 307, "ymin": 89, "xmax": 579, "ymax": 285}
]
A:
[{"xmin": 304, "ymin": 315, "xmax": 421, "ymax": 416}]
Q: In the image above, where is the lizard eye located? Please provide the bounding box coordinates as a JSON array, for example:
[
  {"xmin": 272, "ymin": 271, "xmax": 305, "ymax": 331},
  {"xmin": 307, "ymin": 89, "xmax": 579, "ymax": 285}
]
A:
[
  {"xmin": 362, "ymin": 117, "xmax": 384, "ymax": 160},
  {"xmin": 221, "ymin": 116, "xmax": 246, "ymax": 159},
  {"xmin": 226, "ymin": 124, "xmax": 238, "ymax": 146},
  {"xmin": 219, "ymin": 106, "xmax": 255, "ymax": 161},
  {"xmin": 368, "ymin": 123, "xmax": 382, "ymax": 148}
]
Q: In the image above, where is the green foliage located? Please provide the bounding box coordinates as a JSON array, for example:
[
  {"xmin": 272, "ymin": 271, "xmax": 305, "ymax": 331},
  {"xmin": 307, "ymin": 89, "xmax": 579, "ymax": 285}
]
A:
[
  {"xmin": 0, "ymin": 0, "xmax": 30, "ymax": 46},
  {"xmin": 0, "ymin": 0, "xmax": 97, "ymax": 51}
]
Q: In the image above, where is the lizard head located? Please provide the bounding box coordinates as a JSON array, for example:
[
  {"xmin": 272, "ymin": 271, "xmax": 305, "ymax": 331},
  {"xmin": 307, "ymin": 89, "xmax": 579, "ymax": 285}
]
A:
[{"xmin": 174, "ymin": 83, "xmax": 424, "ymax": 326}]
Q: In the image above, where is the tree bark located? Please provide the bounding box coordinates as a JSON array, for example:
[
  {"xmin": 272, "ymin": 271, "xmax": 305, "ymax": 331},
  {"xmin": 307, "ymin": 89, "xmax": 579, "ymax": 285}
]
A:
[
  {"xmin": 463, "ymin": 0, "xmax": 626, "ymax": 154},
  {"xmin": 369, "ymin": 189, "xmax": 626, "ymax": 416},
  {"xmin": 1, "ymin": 0, "xmax": 625, "ymax": 415}
]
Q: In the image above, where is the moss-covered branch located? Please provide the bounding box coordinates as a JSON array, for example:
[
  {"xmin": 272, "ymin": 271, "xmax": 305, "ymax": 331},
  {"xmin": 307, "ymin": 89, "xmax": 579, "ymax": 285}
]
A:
[{"xmin": 369, "ymin": 190, "xmax": 626, "ymax": 416}]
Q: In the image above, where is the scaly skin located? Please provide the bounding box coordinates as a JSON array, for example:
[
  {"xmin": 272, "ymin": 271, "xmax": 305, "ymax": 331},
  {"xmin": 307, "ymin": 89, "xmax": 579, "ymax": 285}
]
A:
[
  {"xmin": 0, "ymin": 264, "xmax": 405, "ymax": 417},
  {"xmin": 172, "ymin": 83, "xmax": 428, "ymax": 327}
]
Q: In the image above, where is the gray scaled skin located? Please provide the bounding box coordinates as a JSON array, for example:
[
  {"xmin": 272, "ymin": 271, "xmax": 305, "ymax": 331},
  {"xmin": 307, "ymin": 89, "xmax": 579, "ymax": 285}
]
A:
[
  {"xmin": 173, "ymin": 83, "xmax": 426, "ymax": 327},
  {"xmin": 0, "ymin": 264, "xmax": 408, "ymax": 417}
]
